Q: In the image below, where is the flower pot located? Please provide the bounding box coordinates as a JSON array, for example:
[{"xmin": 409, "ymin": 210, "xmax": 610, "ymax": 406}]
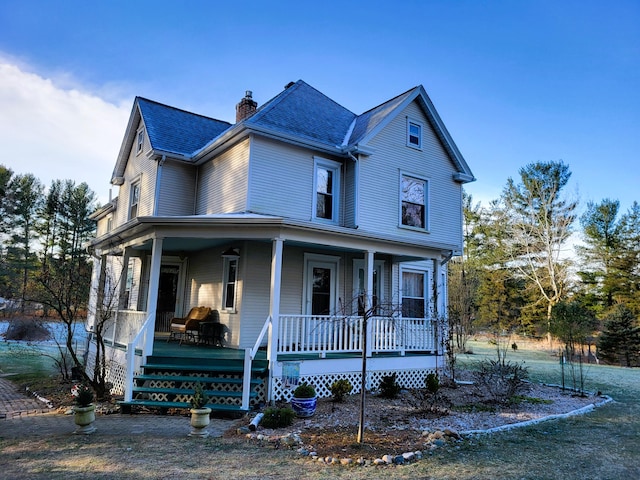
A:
[
  {"xmin": 74, "ymin": 404, "xmax": 96, "ymax": 434},
  {"xmin": 291, "ymin": 396, "xmax": 317, "ymax": 417},
  {"xmin": 189, "ymin": 407, "xmax": 211, "ymax": 437}
]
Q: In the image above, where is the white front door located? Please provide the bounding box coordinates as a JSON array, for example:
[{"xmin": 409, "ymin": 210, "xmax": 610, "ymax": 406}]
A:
[{"xmin": 303, "ymin": 255, "xmax": 340, "ymax": 349}]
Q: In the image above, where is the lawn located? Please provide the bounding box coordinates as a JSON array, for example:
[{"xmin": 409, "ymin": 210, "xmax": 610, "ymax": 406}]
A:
[{"xmin": 0, "ymin": 337, "xmax": 638, "ymax": 479}]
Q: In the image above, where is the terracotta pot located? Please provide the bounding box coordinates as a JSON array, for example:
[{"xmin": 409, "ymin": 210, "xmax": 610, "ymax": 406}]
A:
[
  {"xmin": 74, "ymin": 404, "xmax": 96, "ymax": 434},
  {"xmin": 291, "ymin": 396, "xmax": 317, "ymax": 417},
  {"xmin": 189, "ymin": 407, "xmax": 211, "ymax": 437}
]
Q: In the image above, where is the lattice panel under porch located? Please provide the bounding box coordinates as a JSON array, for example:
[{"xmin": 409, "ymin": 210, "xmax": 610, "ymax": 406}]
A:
[
  {"xmin": 273, "ymin": 368, "xmax": 436, "ymax": 401},
  {"xmin": 85, "ymin": 352, "xmax": 127, "ymax": 396}
]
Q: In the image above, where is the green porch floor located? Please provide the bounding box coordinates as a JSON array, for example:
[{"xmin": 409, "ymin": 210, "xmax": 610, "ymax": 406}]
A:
[{"xmin": 151, "ymin": 337, "xmax": 267, "ymax": 361}]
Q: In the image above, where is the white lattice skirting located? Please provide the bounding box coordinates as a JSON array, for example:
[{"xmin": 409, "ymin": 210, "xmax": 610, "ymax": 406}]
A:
[{"xmin": 273, "ymin": 368, "xmax": 437, "ymax": 401}]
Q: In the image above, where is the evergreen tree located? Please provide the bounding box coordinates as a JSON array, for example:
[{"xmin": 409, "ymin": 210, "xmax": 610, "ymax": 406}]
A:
[{"xmin": 598, "ymin": 304, "xmax": 640, "ymax": 366}]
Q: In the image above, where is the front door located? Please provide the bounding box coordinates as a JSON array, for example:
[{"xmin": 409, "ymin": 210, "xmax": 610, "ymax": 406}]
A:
[
  {"xmin": 155, "ymin": 265, "xmax": 180, "ymax": 332},
  {"xmin": 304, "ymin": 255, "xmax": 339, "ymax": 348}
]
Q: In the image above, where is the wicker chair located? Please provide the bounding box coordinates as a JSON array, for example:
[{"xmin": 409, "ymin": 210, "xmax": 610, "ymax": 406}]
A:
[{"xmin": 168, "ymin": 306, "xmax": 212, "ymax": 343}]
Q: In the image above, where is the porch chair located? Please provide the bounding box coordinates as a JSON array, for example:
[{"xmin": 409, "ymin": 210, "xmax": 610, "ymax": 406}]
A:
[{"xmin": 168, "ymin": 306, "xmax": 212, "ymax": 344}]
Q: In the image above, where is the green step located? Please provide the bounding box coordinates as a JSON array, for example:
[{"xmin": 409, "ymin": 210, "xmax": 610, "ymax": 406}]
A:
[
  {"xmin": 132, "ymin": 386, "xmax": 258, "ymax": 398},
  {"xmin": 134, "ymin": 374, "xmax": 262, "ymax": 385},
  {"xmin": 142, "ymin": 363, "xmax": 267, "ymax": 375}
]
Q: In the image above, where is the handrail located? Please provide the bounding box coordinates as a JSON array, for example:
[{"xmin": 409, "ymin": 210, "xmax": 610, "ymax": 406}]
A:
[
  {"xmin": 242, "ymin": 315, "xmax": 272, "ymax": 410},
  {"xmin": 124, "ymin": 313, "xmax": 154, "ymax": 402}
]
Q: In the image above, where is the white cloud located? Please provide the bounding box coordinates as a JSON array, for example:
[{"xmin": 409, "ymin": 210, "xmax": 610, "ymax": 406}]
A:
[{"xmin": 0, "ymin": 62, "xmax": 131, "ymax": 204}]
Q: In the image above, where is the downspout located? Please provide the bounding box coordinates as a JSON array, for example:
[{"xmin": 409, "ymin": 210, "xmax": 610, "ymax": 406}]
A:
[{"xmin": 153, "ymin": 155, "xmax": 166, "ymax": 216}]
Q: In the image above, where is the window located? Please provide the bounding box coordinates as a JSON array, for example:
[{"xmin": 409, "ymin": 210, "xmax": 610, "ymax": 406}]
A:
[
  {"xmin": 313, "ymin": 157, "xmax": 341, "ymax": 223},
  {"xmin": 402, "ymin": 270, "xmax": 427, "ymax": 318},
  {"xmin": 129, "ymin": 182, "xmax": 140, "ymax": 219},
  {"xmin": 353, "ymin": 260, "xmax": 384, "ymax": 316},
  {"xmin": 407, "ymin": 119, "xmax": 422, "ymax": 149},
  {"xmin": 400, "ymin": 173, "xmax": 428, "ymax": 229},
  {"xmin": 136, "ymin": 129, "xmax": 145, "ymax": 154},
  {"xmin": 222, "ymin": 257, "xmax": 238, "ymax": 311},
  {"xmin": 106, "ymin": 216, "xmax": 113, "ymax": 233}
]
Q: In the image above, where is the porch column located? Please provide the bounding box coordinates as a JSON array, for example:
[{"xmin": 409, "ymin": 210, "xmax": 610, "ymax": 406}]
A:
[
  {"xmin": 143, "ymin": 237, "xmax": 163, "ymax": 358},
  {"xmin": 266, "ymin": 237, "xmax": 284, "ymax": 403},
  {"xmin": 86, "ymin": 253, "xmax": 103, "ymax": 332},
  {"xmin": 364, "ymin": 250, "xmax": 375, "ymax": 358}
]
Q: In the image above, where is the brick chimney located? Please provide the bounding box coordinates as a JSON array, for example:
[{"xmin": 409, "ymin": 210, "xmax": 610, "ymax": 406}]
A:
[{"xmin": 236, "ymin": 90, "xmax": 257, "ymax": 122}]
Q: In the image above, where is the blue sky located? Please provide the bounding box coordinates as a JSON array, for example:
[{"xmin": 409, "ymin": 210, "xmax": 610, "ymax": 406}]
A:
[{"xmin": 0, "ymin": 0, "xmax": 638, "ymax": 216}]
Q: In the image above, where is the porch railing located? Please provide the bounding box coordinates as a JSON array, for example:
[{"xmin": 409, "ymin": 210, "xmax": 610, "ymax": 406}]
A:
[
  {"xmin": 277, "ymin": 315, "xmax": 436, "ymax": 356},
  {"xmin": 124, "ymin": 312, "xmax": 154, "ymax": 402}
]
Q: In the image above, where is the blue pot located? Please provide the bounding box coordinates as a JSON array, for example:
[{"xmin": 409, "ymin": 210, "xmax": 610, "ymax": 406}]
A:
[{"xmin": 291, "ymin": 396, "xmax": 317, "ymax": 417}]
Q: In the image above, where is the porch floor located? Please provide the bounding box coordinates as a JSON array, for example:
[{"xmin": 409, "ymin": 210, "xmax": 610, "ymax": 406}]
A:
[{"xmin": 152, "ymin": 336, "xmax": 267, "ymax": 362}]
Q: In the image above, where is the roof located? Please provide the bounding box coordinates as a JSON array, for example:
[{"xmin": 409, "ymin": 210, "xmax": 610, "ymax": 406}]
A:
[
  {"xmin": 137, "ymin": 98, "xmax": 232, "ymax": 157},
  {"xmin": 113, "ymin": 80, "xmax": 474, "ymax": 184}
]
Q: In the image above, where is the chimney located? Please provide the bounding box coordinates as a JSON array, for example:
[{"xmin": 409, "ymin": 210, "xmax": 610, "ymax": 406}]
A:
[{"xmin": 236, "ymin": 90, "xmax": 257, "ymax": 123}]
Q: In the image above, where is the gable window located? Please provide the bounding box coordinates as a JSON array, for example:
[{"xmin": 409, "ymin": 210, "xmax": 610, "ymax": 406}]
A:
[
  {"xmin": 136, "ymin": 129, "xmax": 145, "ymax": 154},
  {"xmin": 313, "ymin": 157, "xmax": 341, "ymax": 223},
  {"xmin": 400, "ymin": 173, "xmax": 428, "ymax": 230},
  {"xmin": 407, "ymin": 119, "xmax": 422, "ymax": 149},
  {"xmin": 401, "ymin": 269, "xmax": 427, "ymax": 318},
  {"xmin": 222, "ymin": 256, "xmax": 239, "ymax": 311},
  {"xmin": 129, "ymin": 182, "xmax": 140, "ymax": 220}
]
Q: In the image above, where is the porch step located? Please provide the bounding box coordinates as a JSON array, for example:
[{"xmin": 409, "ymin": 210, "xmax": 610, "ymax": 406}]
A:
[{"xmin": 120, "ymin": 353, "xmax": 268, "ymax": 414}]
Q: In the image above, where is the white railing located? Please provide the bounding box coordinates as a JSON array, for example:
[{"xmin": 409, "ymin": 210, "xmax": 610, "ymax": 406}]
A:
[
  {"xmin": 124, "ymin": 312, "xmax": 154, "ymax": 402},
  {"xmin": 277, "ymin": 315, "xmax": 436, "ymax": 356},
  {"xmin": 242, "ymin": 315, "xmax": 272, "ymax": 410}
]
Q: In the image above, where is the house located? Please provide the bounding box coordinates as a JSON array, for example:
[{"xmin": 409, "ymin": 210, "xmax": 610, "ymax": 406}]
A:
[{"xmin": 86, "ymin": 80, "xmax": 475, "ymax": 412}]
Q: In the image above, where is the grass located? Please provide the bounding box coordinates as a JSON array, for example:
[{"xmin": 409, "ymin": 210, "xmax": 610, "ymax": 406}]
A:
[{"xmin": 1, "ymin": 338, "xmax": 639, "ymax": 479}]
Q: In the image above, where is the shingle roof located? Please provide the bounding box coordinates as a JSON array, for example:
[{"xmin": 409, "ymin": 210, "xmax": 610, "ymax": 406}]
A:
[
  {"xmin": 137, "ymin": 97, "xmax": 232, "ymax": 157},
  {"xmin": 245, "ymin": 81, "xmax": 356, "ymax": 147}
]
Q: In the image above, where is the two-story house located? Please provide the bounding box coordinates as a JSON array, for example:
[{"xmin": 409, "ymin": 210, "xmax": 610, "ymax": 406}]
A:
[{"xmin": 87, "ymin": 80, "xmax": 474, "ymax": 413}]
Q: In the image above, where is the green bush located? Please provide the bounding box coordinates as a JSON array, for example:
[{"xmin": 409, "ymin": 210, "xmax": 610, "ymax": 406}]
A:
[
  {"xmin": 189, "ymin": 382, "xmax": 209, "ymax": 409},
  {"xmin": 426, "ymin": 372, "xmax": 439, "ymax": 395},
  {"xmin": 329, "ymin": 379, "xmax": 353, "ymax": 402},
  {"xmin": 292, "ymin": 382, "xmax": 316, "ymax": 398},
  {"xmin": 260, "ymin": 407, "xmax": 295, "ymax": 428},
  {"xmin": 74, "ymin": 383, "xmax": 94, "ymax": 407},
  {"xmin": 378, "ymin": 373, "xmax": 401, "ymax": 399}
]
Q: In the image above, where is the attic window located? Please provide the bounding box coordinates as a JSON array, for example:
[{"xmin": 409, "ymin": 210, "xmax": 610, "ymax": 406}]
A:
[
  {"xmin": 136, "ymin": 129, "xmax": 144, "ymax": 154},
  {"xmin": 407, "ymin": 119, "xmax": 422, "ymax": 149}
]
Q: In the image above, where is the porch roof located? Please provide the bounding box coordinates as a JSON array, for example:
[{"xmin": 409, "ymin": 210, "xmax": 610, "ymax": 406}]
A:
[{"xmin": 90, "ymin": 213, "xmax": 459, "ymax": 261}]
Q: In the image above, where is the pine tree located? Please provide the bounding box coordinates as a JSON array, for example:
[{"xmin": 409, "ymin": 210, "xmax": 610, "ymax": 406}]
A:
[{"xmin": 597, "ymin": 304, "xmax": 640, "ymax": 367}]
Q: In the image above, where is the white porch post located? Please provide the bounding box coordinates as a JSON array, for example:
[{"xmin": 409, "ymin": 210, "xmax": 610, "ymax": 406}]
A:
[
  {"xmin": 86, "ymin": 254, "xmax": 102, "ymax": 332},
  {"xmin": 143, "ymin": 237, "xmax": 163, "ymax": 358},
  {"xmin": 266, "ymin": 237, "xmax": 284, "ymax": 403},
  {"xmin": 364, "ymin": 250, "xmax": 375, "ymax": 358}
]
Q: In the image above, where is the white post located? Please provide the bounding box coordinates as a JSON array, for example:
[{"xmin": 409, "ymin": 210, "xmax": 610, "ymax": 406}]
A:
[
  {"xmin": 143, "ymin": 237, "xmax": 163, "ymax": 358},
  {"xmin": 242, "ymin": 348, "xmax": 252, "ymax": 410},
  {"xmin": 364, "ymin": 250, "xmax": 374, "ymax": 358},
  {"xmin": 125, "ymin": 341, "xmax": 135, "ymax": 402},
  {"xmin": 266, "ymin": 237, "xmax": 284, "ymax": 403}
]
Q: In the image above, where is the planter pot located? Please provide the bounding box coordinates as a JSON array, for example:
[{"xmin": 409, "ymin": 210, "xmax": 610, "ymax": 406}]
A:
[
  {"xmin": 291, "ymin": 396, "xmax": 317, "ymax": 417},
  {"xmin": 189, "ymin": 407, "xmax": 211, "ymax": 437},
  {"xmin": 74, "ymin": 404, "xmax": 96, "ymax": 434}
]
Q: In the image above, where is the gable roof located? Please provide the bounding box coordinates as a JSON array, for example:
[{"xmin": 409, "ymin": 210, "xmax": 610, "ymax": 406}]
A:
[
  {"xmin": 112, "ymin": 81, "xmax": 474, "ymax": 184},
  {"xmin": 137, "ymin": 97, "xmax": 232, "ymax": 157}
]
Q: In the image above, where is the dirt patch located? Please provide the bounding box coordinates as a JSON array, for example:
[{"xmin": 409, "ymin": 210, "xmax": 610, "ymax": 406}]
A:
[{"xmin": 234, "ymin": 377, "xmax": 602, "ymax": 460}]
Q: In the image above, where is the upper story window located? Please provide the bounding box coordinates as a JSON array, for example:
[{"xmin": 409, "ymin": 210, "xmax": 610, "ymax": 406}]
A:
[
  {"xmin": 400, "ymin": 173, "xmax": 428, "ymax": 230},
  {"xmin": 407, "ymin": 119, "xmax": 423, "ymax": 149},
  {"xmin": 136, "ymin": 129, "xmax": 145, "ymax": 154},
  {"xmin": 106, "ymin": 216, "xmax": 113, "ymax": 233},
  {"xmin": 313, "ymin": 157, "xmax": 341, "ymax": 223},
  {"xmin": 129, "ymin": 182, "xmax": 140, "ymax": 220}
]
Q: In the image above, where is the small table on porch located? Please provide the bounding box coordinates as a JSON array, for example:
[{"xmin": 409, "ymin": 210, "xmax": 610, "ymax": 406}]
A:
[{"xmin": 198, "ymin": 322, "xmax": 225, "ymax": 347}]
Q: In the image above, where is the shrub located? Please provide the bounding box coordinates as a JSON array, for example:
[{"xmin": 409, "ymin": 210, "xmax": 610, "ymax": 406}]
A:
[
  {"xmin": 472, "ymin": 359, "xmax": 528, "ymax": 404},
  {"xmin": 260, "ymin": 407, "xmax": 295, "ymax": 428},
  {"xmin": 378, "ymin": 373, "xmax": 401, "ymax": 399},
  {"xmin": 329, "ymin": 379, "xmax": 353, "ymax": 402},
  {"xmin": 190, "ymin": 382, "xmax": 209, "ymax": 409},
  {"xmin": 426, "ymin": 373, "xmax": 439, "ymax": 395},
  {"xmin": 73, "ymin": 383, "xmax": 94, "ymax": 407},
  {"xmin": 292, "ymin": 382, "xmax": 316, "ymax": 398}
]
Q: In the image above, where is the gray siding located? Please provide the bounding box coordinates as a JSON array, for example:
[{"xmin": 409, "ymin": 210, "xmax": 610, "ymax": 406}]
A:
[
  {"xmin": 156, "ymin": 160, "xmax": 197, "ymax": 215},
  {"xmin": 196, "ymin": 139, "xmax": 250, "ymax": 215},
  {"xmin": 358, "ymin": 101, "xmax": 463, "ymax": 250}
]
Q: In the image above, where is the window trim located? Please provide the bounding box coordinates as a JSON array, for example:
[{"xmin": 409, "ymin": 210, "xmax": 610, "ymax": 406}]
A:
[
  {"xmin": 129, "ymin": 181, "xmax": 141, "ymax": 220},
  {"xmin": 136, "ymin": 128, "xmax": 145, "ymax": 155},
  {"xmin": 407, "ymin": 118, "xmax": 423, "ymax": 150},
  {"xmin": 312, "ymin": 157, "xmax": 341, "ymax": 224},
  {"xmin": 399, "ymin": 171, "xmax": 429, "ymax": 231},
  {"xmin": 222, "ymin": 256, "xmax": 239, "ymax": 312}
]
